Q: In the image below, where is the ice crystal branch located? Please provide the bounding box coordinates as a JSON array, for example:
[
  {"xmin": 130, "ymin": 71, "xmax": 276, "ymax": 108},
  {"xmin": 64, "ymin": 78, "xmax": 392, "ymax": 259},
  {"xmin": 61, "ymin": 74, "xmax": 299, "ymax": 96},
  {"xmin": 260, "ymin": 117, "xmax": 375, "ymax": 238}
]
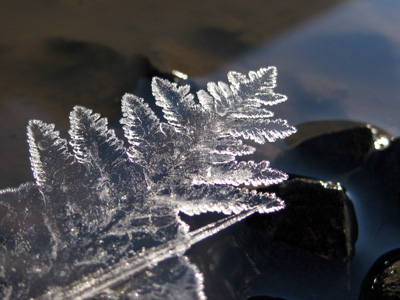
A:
[{"xmin": 0, "ymin": 67, "xmax": 296, "ymax": 300}]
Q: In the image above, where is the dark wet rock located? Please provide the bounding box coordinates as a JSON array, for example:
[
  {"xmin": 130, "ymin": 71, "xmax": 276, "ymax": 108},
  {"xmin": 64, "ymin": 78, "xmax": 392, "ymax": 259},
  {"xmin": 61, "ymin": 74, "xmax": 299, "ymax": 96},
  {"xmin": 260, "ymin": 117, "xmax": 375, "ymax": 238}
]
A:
[
  {"xmin": 282, "ymin": 126, "xmax": 372, "ymax": 174},
  {"xmin": 236, "ymin": 177, "xmax": 358, "ymax": 299},
  {"xmin": 184, "ymin": 177, "xmax": 358, "ymax": 300},
  {"xmin": 359, "ymin": 248, "xmax": 400, "ymax": 300},
  {"xmin": 375, "ymin": 138, "xmax": 400, "ymax": 197},
  {"xmin": 345, "ymin": 135, "xmax": 400, "ymax": 298},
  {"xmin": 348, "ymin": 135, "xmax": 400, "ymax": 219},
  {"xmin": 283, "ymin": 121, "xmax": 390, "ymax": 149},
  {"xmin": 183, "ymin": 212, "xmax": 255, "ymax": 300},
  {"xmin": 256, "ymin": 177, "xmax": 358, "ymax": 260},
  {"xmin": 274, "ymin": 121, "xmax": 391, "ymax": 180}
]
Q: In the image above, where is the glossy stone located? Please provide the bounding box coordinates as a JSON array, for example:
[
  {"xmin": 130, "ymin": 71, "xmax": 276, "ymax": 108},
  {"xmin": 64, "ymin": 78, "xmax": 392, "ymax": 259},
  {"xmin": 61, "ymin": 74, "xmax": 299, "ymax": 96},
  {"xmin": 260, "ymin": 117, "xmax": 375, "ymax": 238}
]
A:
[
  {"xmin": 238, "ymin": 177, "xmax": 358, "ymax": 299},
  {"xmin": 359, "ymin": 248, "xmax": 400, "ymax": 300},
  {"xmin": 375, "ymin": 138, "xmax": 400, "ymax": 199},
  {"xmin": 274, "ymin": 122, "xmax": 388, "ymax": 180}
]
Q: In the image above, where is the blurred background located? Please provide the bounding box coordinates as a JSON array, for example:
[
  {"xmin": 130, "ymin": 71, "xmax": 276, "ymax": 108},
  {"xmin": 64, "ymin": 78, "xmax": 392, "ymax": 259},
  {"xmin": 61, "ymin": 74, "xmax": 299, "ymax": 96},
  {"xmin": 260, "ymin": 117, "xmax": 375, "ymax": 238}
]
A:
[{"xmin": 3, "ymin": 0, "xmax": 400, "ymax": 189}]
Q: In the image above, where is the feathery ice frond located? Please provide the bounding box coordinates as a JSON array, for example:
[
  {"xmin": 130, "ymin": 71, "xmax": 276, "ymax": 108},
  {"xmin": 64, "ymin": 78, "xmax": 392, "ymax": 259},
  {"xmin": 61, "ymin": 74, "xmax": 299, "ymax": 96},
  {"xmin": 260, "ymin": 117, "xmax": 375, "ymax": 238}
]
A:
[
  {"xmin": 69, "ymin": 106, "xmax": 127, "ymax": 174},
  {"xmin": 228, "ymin": 67, "xmax": 287, "ymax": 105},
  {"xmin": 0, "ymin": 67, "xmax": 295, "ymax": 300},
  {"xmin": 28, "ymin": 120, "xmax": 77, "ymax": 189}
]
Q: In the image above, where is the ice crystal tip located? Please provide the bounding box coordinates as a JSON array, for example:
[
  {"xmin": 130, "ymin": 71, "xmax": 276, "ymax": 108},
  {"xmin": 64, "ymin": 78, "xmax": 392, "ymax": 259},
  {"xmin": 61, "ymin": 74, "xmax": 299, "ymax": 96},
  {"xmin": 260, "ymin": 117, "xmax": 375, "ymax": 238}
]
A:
[{"xmin": 0, "ymin": 67, "xmax": 295, "ymax": 300}]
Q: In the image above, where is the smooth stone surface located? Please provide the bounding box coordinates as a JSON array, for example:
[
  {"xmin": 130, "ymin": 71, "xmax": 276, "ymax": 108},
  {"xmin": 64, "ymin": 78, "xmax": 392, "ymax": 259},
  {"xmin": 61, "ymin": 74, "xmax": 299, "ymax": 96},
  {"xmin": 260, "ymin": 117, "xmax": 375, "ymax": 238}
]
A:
[
  {"xmin": 185, "ymin": 177, "xmax": 359, "ymax": 299},
  {"xmin": 375, "ymin": 138, "xmax": 400, "ymax": 198},
  {"xmin": 348, "ymin": 135, "xmax": 400, "ymax": 218},
  {"xmin": 255, "ymin": 177, "xmax": 358, "ymax": 260},
  {"xmin": 239, "ymin": 177, "xmax": 358, "ymax": 299},
  {"xmin": 359, "ymin": 248, "xmax": 400, "ymax": 300},
  {"xmin": 273, "ymin": 121, "xmax": 392, "ymax": 180}
]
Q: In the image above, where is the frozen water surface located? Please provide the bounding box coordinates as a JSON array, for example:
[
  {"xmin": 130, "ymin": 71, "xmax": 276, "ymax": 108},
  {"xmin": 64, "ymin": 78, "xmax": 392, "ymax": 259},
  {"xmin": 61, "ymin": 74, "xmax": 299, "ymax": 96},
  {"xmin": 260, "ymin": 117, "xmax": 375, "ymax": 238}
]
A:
[{"xmin": 0, "ymin": 68, "xmax": 295, "ymax": 299}]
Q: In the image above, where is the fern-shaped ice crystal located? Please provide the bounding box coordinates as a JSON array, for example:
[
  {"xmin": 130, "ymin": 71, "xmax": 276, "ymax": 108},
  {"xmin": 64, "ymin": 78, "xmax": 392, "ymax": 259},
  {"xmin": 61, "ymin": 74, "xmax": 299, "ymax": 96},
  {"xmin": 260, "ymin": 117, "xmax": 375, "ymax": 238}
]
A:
[{"xmin": 0, "ymin": 67, "xmax": 296, "ymax": 300}]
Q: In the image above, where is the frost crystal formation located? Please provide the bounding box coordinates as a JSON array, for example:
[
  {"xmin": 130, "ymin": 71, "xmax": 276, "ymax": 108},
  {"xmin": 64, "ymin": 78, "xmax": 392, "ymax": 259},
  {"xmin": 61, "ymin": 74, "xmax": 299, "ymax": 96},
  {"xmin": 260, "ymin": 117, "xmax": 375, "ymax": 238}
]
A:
[{"xmin": 0, "ymin": 67, "xmax": 296, "ymax": 299}]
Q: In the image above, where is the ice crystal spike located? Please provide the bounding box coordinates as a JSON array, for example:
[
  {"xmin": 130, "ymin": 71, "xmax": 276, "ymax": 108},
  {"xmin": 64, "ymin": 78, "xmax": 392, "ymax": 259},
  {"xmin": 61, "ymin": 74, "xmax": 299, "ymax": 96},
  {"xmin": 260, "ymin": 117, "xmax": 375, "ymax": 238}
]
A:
[
  {"xmin": 28, "ymin": 120, "xmax": 76, "ymax": 188},
  {"xmin": 0, "ymin": 67, "xmax": 296, "ymax": 299}
]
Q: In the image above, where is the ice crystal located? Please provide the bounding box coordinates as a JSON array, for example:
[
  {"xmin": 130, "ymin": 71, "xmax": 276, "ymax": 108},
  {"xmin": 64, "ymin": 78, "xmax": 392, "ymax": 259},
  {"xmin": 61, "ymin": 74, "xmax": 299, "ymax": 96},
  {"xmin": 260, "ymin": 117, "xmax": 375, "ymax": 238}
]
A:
[{"xmin": 0, "ymin": 67, "xmax": 296, "ymax": 299}]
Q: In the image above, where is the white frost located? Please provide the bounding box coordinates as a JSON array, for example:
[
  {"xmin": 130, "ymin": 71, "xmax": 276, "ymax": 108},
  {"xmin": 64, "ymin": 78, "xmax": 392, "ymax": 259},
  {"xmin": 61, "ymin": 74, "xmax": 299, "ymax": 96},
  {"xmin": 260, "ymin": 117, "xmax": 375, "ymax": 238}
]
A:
[{"xmin": 0, "ymin": 67, "xmax": 296, "ymax": 300}]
